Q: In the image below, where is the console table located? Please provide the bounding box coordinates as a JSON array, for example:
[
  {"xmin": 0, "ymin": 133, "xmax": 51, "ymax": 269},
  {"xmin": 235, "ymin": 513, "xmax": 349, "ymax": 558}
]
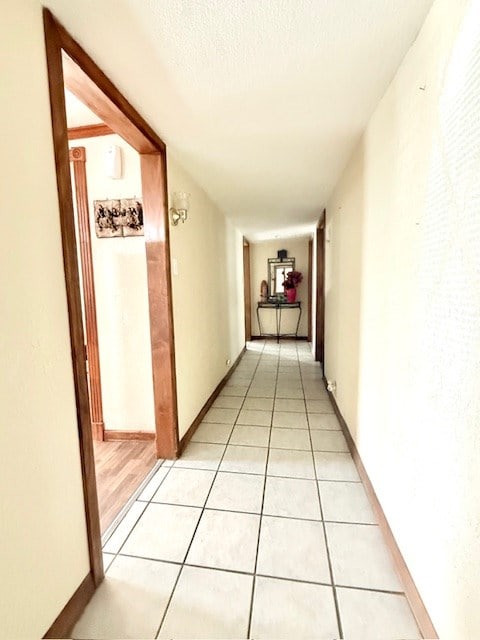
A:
[{"xmin": 257, "ymin": 301, "xmax": 302, "ymax": 343}]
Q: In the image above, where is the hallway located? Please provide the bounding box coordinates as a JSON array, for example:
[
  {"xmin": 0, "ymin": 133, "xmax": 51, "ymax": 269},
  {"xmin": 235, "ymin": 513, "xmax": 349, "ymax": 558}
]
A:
[{"xmin": 72, "ymin": 341, "xmax": 419, "ymax": 640}]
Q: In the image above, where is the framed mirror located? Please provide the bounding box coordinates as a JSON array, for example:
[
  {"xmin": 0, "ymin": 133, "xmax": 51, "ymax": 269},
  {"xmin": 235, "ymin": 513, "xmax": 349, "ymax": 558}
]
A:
[{"xmin": 268, "ymin": 257, "xmax": 295, "ymax": 296}]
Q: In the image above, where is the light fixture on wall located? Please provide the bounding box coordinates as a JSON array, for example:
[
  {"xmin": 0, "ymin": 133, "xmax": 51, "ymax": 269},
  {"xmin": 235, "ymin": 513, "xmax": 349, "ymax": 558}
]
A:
[{"xmin": 170, "ymin": 191, "xmax": 190, "ymax": 225}]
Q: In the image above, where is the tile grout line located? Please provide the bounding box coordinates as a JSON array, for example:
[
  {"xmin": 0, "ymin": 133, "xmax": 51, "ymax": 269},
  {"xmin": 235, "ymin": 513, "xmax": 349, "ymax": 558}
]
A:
[
  {"xmin": 246, "ymin": 342, "xmax": 279, "ymax": 639},
  {"xmin": 114, "ymin": 550, "xmax": 408, "ymax": 596},
  {"xmin": 154, "ymin": 341, "xmax": 267, "ymax": 639},
  {"xmin": 103, "ymin": 459, "xmax": 177, "ymax": 572},
  {"xmin": 298, "ymin": 341, "xmax": 344, "ymax": 640},
  {"xmin": 191, "ymin": 436, "xmax": 348, "ymax": 450},
  {"xmin": 132, "ymin": 500, "xmax": 377, "ymax": 526},
  {"xmin": 132, "ymin": 465, "xmax": 362, "ymax": 483}
]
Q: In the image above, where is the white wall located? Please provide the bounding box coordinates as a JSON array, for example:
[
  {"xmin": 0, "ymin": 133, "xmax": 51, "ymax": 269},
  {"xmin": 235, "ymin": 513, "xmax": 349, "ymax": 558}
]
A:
[
  {"xmin": 0, "ymin": 2, "xmax": 90, "ymax": 637},
  {"xmin": 168, "ymin": 154, "xmax": 245, "ymax": 438},
  {"xmin": 69, "ymin": 134, "xmax": 155, "ymax": 431},
  {"xmin": 250, "ymin": 238, "xmax": 310, "ymax": 337},
  {"xmin": 324, "ymin": 0, "xmax": 479, "ymax": 636}
]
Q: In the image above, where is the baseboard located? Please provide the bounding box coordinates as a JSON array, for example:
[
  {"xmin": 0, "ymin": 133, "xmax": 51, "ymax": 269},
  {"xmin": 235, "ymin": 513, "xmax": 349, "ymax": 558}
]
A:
[
  {"xmin": 325, "ymin": 385, "xmax": 438, "ymax": 640},
  {"xmin": 43, "ymin": 572, "xmax": 96, "ymax": 639},
  {"xmin": 104, "ymin": 430, "xmax": 155, "ymax": 441},
  {"xmin": 250, "ymin": 335, "xmax": 308, "ymax": 341},
  {"xmin": 178, "ymin": 346, "xmax": 247, "ymax": 455}
]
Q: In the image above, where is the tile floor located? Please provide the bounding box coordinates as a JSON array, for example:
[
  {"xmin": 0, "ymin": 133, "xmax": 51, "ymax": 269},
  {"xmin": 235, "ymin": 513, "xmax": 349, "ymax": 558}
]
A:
[{"xmin": 73, "ymin": 340, "xmax": 420, "ymax": 640}]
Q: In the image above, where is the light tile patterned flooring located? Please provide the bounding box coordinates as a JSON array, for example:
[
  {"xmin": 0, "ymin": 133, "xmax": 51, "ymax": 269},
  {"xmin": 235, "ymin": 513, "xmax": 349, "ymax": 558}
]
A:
[{"xmin": 73, "ymin": 340, "xmax": 420, "ymax": 640}]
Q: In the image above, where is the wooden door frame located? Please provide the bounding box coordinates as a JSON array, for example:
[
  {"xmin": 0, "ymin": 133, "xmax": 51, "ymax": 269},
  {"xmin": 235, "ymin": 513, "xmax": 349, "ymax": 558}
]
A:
[
  {"xmin": 243, "ymin": 238, "xmax": 252, "ymax": 341},
  {"xmin": 43, "ymin": 8, "xmax": 179, "ymax": 603},
  {"xmin": 307, "ymin": 238, "xmax": 313, "ymax": 341},
  {"xmin": 69, "ymin": 147, "xmax": 104, "ymax": 441},
  {"xmin": 315, "ymin": 210, "xmax": 326, "ymax": 363}
]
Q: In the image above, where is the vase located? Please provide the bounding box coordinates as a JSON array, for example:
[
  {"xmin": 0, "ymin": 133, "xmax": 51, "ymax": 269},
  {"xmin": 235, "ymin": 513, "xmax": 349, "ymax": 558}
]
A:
[{"xmin": 286, "ymin": 287, "xmax": 296, "ymax": 303}]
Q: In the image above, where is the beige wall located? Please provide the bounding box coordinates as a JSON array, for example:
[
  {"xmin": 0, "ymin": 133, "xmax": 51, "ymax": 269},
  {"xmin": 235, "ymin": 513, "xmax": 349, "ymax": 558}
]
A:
[
  {"xmin": 69, "ymin": 134, "xmax": 155, "ymax": 431},
  {"xmin": 250, "ymin": 237, "xmax": 310, "ymax": 337},
  {"xmin": 324, "ymin": 0, "xmax": 479, "ymax": 636},
  {"xmin": 0, "ymin": 2, "xmax": 90, "ymax": 637},
  {"xmin": 168, "ymin": 154, "xmax": 245, "ymax": 438}
]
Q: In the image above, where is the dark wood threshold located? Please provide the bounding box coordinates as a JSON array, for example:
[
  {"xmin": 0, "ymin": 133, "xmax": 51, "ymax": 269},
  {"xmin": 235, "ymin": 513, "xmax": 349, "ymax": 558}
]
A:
[
  {"xmin": 43, "ymin": 572, "xmax": 95, "ymax": 639},
  {"xmin": 250, "ymin": 335, "xmax": 308, "ymax": 341},
  {"xmin": 103, "ymin": 430, "xmax": 155, "ymax": 441},
  {"xmin": 325, "ymin": 384, "xmax": 438, "ymax": 640},
  {"xmin": 94, "ymin": 439, "xmax": 156, "ymax": 532},
  {"xmin": 178, "ymin": 347, "xmax": 246, "ymax": 455}
]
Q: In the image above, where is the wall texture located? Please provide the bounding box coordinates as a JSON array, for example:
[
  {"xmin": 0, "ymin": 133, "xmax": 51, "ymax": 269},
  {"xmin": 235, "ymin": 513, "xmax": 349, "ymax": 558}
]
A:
[
  {"xmin": 324, "ymin": 0, "xmax": 479, "ymax": 636},
  {"xmin": 250, "ymin": 237, "xmax": 310, "ymax": 337},
  {"xmin": 168, "ymin": 154, "xmax": 245, "ymax": 439},
  {"xmin": 69, "ymin": 134, "xmax": 155, "ymax": 431},
  {"xmin": 0, "ymin": 2, "xmax": 90, "ymax": 637}
]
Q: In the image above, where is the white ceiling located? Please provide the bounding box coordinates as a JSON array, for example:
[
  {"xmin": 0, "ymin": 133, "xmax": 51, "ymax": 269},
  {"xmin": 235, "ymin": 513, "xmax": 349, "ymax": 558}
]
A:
[{"xmin": 51, "ymin": 0, "xmax": 434, "ymax": 240}]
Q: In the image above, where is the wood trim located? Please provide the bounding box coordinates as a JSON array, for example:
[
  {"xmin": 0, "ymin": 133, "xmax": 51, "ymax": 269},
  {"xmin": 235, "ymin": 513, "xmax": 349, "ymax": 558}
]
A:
[
  {"xmin": 69, "ymin": 146, "xmax": 104, "ymax": 441},
  {"xmin": 178, "ymin": 347, "xmax": 247, "ymax": 455},
  {"xmin": 46, "ymin": 9, "xmax": 166, "ymax": 152},
  {"xmin": 315, "ymin": 210, "xmax": 326, "ymax": 362},
  {"xmin": 243, "ymin": 239, "xmax": 252, "ymax": 341},
  {"xmin": 62, "ymin": 55, "xmax": 158, "ymax": 154},
  {"xmin": 141, "ymin": 152, "xmax": 179, "ymax": 459},
  {"xmin": 68, "ymin": 123, "xmax": 113, "ymax": 140},
  {"xmin": 43, "ymin": 572, "xmax": 95, "ymax": 639},
  {"xmin": 307, "ymin": 238, "xmax": 313, "ymax": 342},
  {"xmin": 104, "ymin": 430, "xmax": 156, "ymax": 441},
  {"xmin": 43, "ymin": 9, "xmax": 104, "ymax": 588},
  {"xmin": 92, "ymin": 422, "xmax": 103, "ymax": 436},
  {"xmin": 325, "ymin": 386, "xmax": 438, "ymax": 640}
]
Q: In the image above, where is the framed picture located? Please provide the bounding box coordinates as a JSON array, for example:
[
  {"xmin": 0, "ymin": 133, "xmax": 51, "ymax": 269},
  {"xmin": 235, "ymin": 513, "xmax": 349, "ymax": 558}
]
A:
[
  {"xmin": 121, "ymin": 198, "xmax": 143, "ymax": 237},
  {"xmin": 94, "ymin": 199, "xmax": 123, "ymax": 238},
  {"xmin": 93, "ymin": 197, "xmax": 144, "ymax": 237}
]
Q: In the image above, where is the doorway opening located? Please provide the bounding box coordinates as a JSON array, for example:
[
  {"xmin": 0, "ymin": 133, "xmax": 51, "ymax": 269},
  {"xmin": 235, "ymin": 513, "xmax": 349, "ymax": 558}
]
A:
[
  {"xmin": 43, "ymin": 8, "xmax": 179, "ymax": 590},
  {"xmin": 243, "ymin": 238, "xmax": 252, "ymax": 341},
  {"xmin": 315, "ymin": 210, "xmax": 326, "ymax": 363},
  {"xmin": 68, "ymin": 111, "xmax": 161, "ymax": 533}
]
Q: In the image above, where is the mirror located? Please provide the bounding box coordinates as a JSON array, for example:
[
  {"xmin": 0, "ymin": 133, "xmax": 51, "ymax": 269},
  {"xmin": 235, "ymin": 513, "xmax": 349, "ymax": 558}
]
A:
[{"xmin": 268, "ymin": 258, "xmax": 295, "ymax": 296}]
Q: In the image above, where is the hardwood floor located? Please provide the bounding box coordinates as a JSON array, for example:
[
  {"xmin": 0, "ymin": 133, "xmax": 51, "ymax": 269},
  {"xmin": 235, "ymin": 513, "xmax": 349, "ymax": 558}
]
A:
[{"xmin": 93, "ymin": 439, "xmax": 157, "ymax": 533}]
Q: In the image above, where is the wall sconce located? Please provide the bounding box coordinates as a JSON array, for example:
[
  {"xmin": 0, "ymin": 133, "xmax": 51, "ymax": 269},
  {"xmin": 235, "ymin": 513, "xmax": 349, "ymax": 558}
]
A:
[{"xmin": 170, "ymin": 191, "xmax": 190, "ymax": 225}]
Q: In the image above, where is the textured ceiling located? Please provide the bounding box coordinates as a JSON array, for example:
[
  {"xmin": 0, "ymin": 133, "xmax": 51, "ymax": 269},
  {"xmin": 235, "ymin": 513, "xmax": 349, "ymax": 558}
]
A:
[{"xmin": 48, "ymin": 0, "xmax": 434, "ymax": 239}]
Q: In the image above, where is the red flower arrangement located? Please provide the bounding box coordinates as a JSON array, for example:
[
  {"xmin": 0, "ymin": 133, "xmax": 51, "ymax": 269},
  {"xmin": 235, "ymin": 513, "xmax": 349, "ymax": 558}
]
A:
[{"xmin": 283, "ymin": 270, "xmax": 303, "ymax": 290}]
